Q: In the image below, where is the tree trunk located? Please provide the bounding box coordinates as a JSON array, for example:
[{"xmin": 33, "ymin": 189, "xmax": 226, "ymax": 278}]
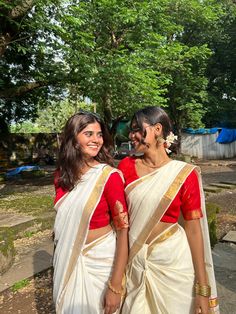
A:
[
  {"xmin": 0, "ymin": 1, "xmax": 34, "ymax": 58},
  {"xmin": 102, "ymin": 93, "xmax": 113, "ymax": 126}
]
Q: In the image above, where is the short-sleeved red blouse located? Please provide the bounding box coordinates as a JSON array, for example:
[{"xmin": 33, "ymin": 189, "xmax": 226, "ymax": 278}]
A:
[
  {"xmin": 54, "ymin": 171, "xmax": 129, "ymax": 230},
  {"xmin": 118, "ymin": 157, "xmax": 203, "ymax": 223}
]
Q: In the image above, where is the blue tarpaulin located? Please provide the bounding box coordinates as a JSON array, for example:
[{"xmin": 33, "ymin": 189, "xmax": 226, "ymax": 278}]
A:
[
  {"xmin": 183, "ymin": 128, "xmax": 218, "ymax": 134},
  {"xmin": 216, "ymin": 128, "xmax": 236, "ymax": 144},
  {"xmin": 6, "ymin": 165, "xmax": 40, "ymax": 178}
]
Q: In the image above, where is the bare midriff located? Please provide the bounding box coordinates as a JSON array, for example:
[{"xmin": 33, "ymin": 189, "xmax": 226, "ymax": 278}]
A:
[
  {"xmin": 146, "ymin": 221, "xmax": 174, "ymax": 244},
  {"xmin": 86, "ymin": 224, "xmax": 113, "ymax": 244}
]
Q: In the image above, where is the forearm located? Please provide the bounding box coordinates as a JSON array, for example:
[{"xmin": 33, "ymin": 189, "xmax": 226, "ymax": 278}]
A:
[
  {"xmin": 184, "ymin": 219, "xmax": 208, "ymax": 285},
  {"xmin": 110, "ymin": 228, "xmax": 128, "ymax": 288}
]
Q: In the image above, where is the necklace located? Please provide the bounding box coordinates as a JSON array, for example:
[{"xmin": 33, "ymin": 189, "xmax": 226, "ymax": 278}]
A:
[{"xmin": 141, "ymin": 158, "xmax": 170, "ymax": 169}]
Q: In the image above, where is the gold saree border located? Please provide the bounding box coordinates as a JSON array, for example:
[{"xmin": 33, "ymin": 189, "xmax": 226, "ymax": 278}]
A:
[
  {"xmin": 82, "ymin": 230, "xmax": 113, "ymax": 256},
  {"xmin": 147, "ymin": 224, "xmax": 179, "ymax": 257},
  {"xmin": 184, "ymin": 208, "xmax": 202, "ymax": 220},
  {"xmin": 57, "ymin": 165, "xmax": 114, "ymax": 313},
  {"xmin": 125, "ymin": 171, "xmax": 154, "ymax": 195},
  {"xmin": 128, "ymin": 164, "xmax": 196, "ymax": 262}
]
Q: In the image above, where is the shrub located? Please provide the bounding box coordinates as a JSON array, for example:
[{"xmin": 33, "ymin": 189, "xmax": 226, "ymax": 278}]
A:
[{"xmin": 206, "ymin": 202, "xmax": 221, "ymax": 247}]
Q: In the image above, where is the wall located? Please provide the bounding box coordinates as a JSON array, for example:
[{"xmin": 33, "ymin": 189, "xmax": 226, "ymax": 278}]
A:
[
  {"xmin": 181, "ymin": 132, "xmax": 236, "ymax": 159},
  {"xmin": 0, "ymin": 133, "xmax": 59, "ymax": 168}
]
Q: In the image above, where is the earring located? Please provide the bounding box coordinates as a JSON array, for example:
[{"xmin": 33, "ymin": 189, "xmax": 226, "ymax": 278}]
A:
[
  {"xmin": 75, "ymin": 142, "xmax": 80, "ymax": 150},
  {"xmin": 155, "ymin": 135, "xmax": 165, "ymax": 144}
]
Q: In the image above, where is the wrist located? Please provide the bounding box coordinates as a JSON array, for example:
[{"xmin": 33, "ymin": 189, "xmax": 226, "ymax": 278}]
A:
[
  {"xmin": 194, "ymin": 282, "xmax": 211, "ymax": 297},
  {"xmin": 108, "ymin": 279, "xmax": 125, "ymax": 296}
]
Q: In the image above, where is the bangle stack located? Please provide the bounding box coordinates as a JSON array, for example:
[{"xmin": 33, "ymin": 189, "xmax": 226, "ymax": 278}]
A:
[
  {"xmin": 195, "ymin": 282, "xmax": 211, "ymax": 297},
  {"xmin": 108, "ymin": 280, "xmax": 125, "ymax": 296}
]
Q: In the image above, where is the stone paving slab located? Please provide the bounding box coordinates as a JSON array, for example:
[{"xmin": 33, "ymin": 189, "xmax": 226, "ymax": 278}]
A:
[
  {"xmin": 0, "ymin": 238, "xmax": 53, "ymax": 293},
  {"xmin": 212, "ymin": 242, "xmax": 236, "ymax": 314},
  {"xmin": 220, "ymin": 181, "xmax": 236, "ymax": 186},
  {"xmin": 222, "ymin": 231, "xmax": 236, "ymax": 243},
  {"xmin": 203, "ymin": 186, "xmax": 222, "ymax": 193},
  {"xmin": 0, "ymin": 214, "xmax": 34, "ymax": 228},
  {"xmin": 210, "ymin": 183, "xmax": 236, "ymax": 189}
]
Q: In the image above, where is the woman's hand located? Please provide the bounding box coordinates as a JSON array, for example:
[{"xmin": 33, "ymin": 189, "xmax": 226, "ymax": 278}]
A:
[
  {"xmin": 194, "ymin": 295, "xmax": 209, "ymax": 314},
  {"xmin": 104, "ymin": 288, "xmax": 121, "ymax": 314}
]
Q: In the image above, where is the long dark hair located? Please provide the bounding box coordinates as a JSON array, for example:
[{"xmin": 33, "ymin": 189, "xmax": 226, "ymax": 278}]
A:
[{"xmin": 57, "ymin": 111, "xmax": 113, "ymax": 190}]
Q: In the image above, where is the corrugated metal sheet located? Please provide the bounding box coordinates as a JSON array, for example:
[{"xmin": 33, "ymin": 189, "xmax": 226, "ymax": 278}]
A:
[{"xmin": 181, "ymin": 132, "xmax": 236, "ymax": 159}]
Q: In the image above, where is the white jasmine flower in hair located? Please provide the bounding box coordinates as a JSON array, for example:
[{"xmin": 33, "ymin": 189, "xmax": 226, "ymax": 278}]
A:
[{"xmin": 165, "ymin": 131, "xmax": 178, "ymax": 153}]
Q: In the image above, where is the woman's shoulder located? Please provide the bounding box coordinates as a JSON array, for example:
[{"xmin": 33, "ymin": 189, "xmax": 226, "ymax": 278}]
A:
[
  {"xmin": 171, "ymin": 159, "xmax": 199, "ymax": 171},
  {"xmin": 117, "ymin": 156, "xmax": 136, "ymax": 170}
]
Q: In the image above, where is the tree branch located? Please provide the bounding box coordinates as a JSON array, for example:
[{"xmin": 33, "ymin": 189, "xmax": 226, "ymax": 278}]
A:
[
  {"xmin": 9, "ymin": 0, "xmax": 34, "ymax": 19},
  {"xmin": 0, "ymin": 81, "xmax": 47, "ymax": 99}
]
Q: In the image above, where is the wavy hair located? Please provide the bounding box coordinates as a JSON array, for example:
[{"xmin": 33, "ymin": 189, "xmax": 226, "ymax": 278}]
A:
[{"xmin": 57, "ymin": 111, "xmax": 113, "ymax": 190}]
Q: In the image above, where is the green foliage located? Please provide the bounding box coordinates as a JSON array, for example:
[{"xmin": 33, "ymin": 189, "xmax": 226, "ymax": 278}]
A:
[
  {"xmin": 206, "ymin": 202, "xmax": 221, "ymax": 247},
  {"xmin": 35, "ymin": 100, "xmax": 90, "ymax": 133},
  {"xmin": 10, "ymin": 121, "xmax": 41, "ymax": 133},
  {"xmin": 23, "ymin": 231, "xmax": 35, "ymax": 238},
  {"xmin": 0, "ymin": 0, "xmax": 64, "ymax": 128},
  {"xmin": 11, "ymin": 279, "xmax": 30, "ymax": 292},
  {"xmin": 1, "ymin": 0, "xmax": 236, "ymax": 134}
]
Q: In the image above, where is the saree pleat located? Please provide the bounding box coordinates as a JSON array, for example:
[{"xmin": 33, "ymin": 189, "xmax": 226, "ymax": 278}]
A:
[
  {"xmin": 121, "ymin": 160, "xmax": 219, "ymax": 314},
  {"xmin": 123, "ymin": 225, "xmax": 195, "ymax": 314},
  {"xmin": 62, "ymin": 231, "xmax": 116, "ymax": 314},
  {"xmin": 53, "ymin": 164, "xmax": 119, "ymax": 313}
]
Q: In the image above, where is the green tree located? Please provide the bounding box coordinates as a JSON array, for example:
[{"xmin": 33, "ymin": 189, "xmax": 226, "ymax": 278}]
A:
[
  {"xmin": 0, "ymin": 0, "xmax": 64, "ymax": 132},
  {"xmin": 204, "ymin": 1, "xmax": 236, "ymax": 127},
  {"xmin": 55, "ymin": 0, "xmax": 229, "ymax": 135},
  {"xmin": 1, "ymin": 0, "xmax": 235, "ymax": 137},
  {"xmin": 35, "ymin": 100, "xmax": 90, "ymax": 133}
]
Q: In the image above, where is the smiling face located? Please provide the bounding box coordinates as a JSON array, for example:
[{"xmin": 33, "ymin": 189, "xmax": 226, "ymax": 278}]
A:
[
  {"xmin": 129, "ymin": 120, "xmax": 157, "ymax": 152},
  {"xmin": 76, "ymin": 122, "xmax": 104, "ymax": 158}
]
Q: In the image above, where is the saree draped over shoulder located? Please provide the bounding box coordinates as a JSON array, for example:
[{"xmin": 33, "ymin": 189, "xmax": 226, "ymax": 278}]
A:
[
  {"xmin": 122, "ymin": 160, "xmax": 219, "ymax": 314},
  {"xmin": 53, "ymin": 164, "xmax": 119, "ymax": 314}
]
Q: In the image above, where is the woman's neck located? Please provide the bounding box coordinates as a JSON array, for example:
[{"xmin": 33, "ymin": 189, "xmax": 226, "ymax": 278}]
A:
[
  {"xmin": 142, "ymin": 148, "xmax": 170, "ymax": 168},
  {"xmin": 81, "ymin": 158, "xmax": 100, "ymax": 173}
]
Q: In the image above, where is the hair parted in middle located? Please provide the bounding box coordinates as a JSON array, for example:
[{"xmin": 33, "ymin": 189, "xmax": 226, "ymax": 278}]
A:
[{"xmin": 57, "ymin": 111, "xmax": 113, "ymax": 190}]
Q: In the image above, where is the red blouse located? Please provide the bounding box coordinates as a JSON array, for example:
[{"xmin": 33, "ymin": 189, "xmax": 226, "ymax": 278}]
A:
[
  {"xmin": 54, "ymin": 171, "xmax": 129, "ymax": 230},
  {"xmin": 118, "ymin": 157, "xmax": 203, "ymax": 223}
]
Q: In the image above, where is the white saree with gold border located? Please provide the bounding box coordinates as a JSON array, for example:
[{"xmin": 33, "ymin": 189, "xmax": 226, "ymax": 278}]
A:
[
  {"xmin": 121, "ymin": 160, "xmax": 219, "ymax": 314},
  {"xmin": 53, "ymin": 164, "xmax": 119, "ymax": 314}
]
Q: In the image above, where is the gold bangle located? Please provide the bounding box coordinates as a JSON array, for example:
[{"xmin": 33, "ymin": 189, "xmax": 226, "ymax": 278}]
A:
[
  {"xmin": 108, "ymin": 280, "xmax": 125, "ymax": 296},
  {"xmin": 195, "ymin": 282, "xmax": 211, "ymax": 297}
]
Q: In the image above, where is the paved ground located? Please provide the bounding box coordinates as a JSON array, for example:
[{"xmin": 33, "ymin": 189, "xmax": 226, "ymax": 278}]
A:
[{"xmin": 213, "ymin": 242, "xmax": 236, "ymax": 314}]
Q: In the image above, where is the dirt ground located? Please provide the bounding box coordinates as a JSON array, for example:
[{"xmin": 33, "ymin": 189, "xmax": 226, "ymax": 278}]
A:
[
  {"xmin": 0, "ymin": 163, "xmax": 236, "ymax": 313},
  {"xmin": 0, "ymin": 268, "xmax": 55, "ymax": 314}
]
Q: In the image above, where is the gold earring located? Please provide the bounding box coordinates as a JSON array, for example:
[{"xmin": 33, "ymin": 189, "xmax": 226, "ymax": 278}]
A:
[{"xmin": 155, "ymin": 135, "xmax": 165, "ymax": 144}]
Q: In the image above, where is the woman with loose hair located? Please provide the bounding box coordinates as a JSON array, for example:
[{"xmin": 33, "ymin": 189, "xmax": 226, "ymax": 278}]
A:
[
  {"xmin": 53, "ymin": 111, "xmax": 128, "ymax": 314},
  {"xmin": 118, "ymin": 106, "xmax": 219, "ymax": 314}
]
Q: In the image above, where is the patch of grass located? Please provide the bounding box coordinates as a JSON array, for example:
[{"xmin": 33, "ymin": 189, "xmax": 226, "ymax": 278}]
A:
[
  {"xmin": 0, "ymin": 195, "xmax": 54, "ymax": 216},
  {"xmin": 23, "ymin": 230, "xmax": 36, "ymax": 238},
  {"xmin": 11, "ymin": 279, "xmax": 30, "ymax": 292}
]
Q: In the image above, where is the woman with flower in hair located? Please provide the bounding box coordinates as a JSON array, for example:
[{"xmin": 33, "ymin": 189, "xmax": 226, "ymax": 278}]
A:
[
  {"xmin": 118, "ymin": 106, "xmax": 219, "ymax": 314},
  {"xmin": 53, "ymin": 111, "xmax": 128, "ymax": 314}
]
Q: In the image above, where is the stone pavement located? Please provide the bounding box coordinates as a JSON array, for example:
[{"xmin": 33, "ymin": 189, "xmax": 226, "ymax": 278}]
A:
[
  {"xmin": 0, "ymin": 236, "xmax": 236, "ymax": 313},
  {"xmin": 212, "ymin": 242, "xmax": 236, "ymax": 313},
  {"xmin": 0, "ymin": 237, "xmax": 54, "ymax": 293}
]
